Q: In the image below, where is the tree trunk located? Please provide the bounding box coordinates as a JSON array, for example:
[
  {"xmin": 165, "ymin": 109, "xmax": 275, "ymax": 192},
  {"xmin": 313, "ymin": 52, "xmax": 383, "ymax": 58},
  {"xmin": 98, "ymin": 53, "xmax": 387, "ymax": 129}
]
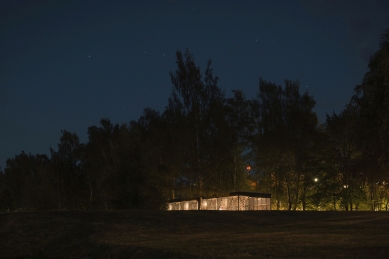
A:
[
  {"xmin": 301, "ymin": 183, "xmax": 307, "ymax": 211},
  {"xmin": 285, "ymin": 172, "xmax": 293, "ymax": 211},
  {"xmin": 87, "ymin": 173, "xmax": 93, "ymax": 204},
  {"xmin": 233, "ymin": 155, "xmax": 237, "ymax": 191},
  {"xmin": 293, "ymin": 171, "xmax": 301, "ymax": 211},
  {"xmin": 56, "ymin": 172, "xmax": 61, "ymax": 210},
  {"xmin": 172, "ymin": 177, "xmax": 175, "ymax": 199}
]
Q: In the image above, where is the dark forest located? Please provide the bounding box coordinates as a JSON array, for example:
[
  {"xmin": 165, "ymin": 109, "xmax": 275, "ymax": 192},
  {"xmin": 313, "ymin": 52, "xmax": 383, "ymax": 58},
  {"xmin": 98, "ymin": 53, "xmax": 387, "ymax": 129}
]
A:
[{"xmin": 1, "ymin": 29, "xmax": 389, "ymax": 212}]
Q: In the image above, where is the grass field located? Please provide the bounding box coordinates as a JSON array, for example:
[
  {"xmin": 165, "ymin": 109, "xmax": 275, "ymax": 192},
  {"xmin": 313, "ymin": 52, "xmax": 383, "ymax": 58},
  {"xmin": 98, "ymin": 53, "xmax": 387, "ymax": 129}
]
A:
[{"xmin": 1, "ymin": 210, "xmax": 389, "ymax": 258}]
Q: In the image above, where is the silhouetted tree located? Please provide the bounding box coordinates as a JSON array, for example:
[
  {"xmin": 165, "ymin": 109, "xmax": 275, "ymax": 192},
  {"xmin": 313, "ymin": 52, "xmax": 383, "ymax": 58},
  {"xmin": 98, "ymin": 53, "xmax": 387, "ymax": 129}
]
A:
[
  {"xmin": 252, "ymin": 78, "xmax": 318, "ymax": 210},
  {"xmin": 313, "ymin": 106, "xmax": 366, "ymax": 211},
  {"xmin": 352, "ymin": 29, "xmax": 389, "ymax": 210},
  {"xmin": 50, "ymin": 130, "xmax": 85, "ymax": 209},
  {"xmin": 168, "ymin": 49, "xmax": 249, "ymax": 197},
  {"xmin": 2, "ymin": 152, "xmax": 55, "ymax": 210}
]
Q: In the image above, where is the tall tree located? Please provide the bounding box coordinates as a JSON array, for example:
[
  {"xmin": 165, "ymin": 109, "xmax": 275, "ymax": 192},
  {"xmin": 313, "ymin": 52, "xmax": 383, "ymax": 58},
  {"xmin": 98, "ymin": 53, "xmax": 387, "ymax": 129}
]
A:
[
  {"xmin": 2, "ymin": 152, "xmax": 55, "ymax": 211},
  {"xmin": 0, "ymin": 167, "xmax": 13, "ymax": 212},
  {"xmin": 169, "ymin": 50, "xmax": 224, "ymax": 195},
  {"xmin": 50, "ymin": 130, "xmax": 85, "ymax": 209},
  {"xmin": 352, "ymin": 28, "xmax": 389, "ymax": 210},
  {"xmin": 85, "ymin": 119, "xmax": 150, "ymax": 209},
  {"xmin": 85, "ymin": 119, "xmax": 123, "ymax": 209},
  {"xmin": 252, "ymin": 78, "xmax": 318, "ymax": 210},
  {"xmin": 319, "ymin": 106, "xmax": 365, "ymax": 211},
  {"xmin": 131, "ymin": 108, "xmax": 181, "ymax": 207},
  {"xmin": 221, "ymin": 90, "xmax": 252, "ymax": 193}
]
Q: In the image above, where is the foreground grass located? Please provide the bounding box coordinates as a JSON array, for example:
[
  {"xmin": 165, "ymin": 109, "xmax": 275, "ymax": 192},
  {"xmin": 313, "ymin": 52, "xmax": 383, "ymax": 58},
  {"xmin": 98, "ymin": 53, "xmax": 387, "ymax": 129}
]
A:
[{"xmin": 1, "ymin": 210, "xmax": 389, "ymax": 258}]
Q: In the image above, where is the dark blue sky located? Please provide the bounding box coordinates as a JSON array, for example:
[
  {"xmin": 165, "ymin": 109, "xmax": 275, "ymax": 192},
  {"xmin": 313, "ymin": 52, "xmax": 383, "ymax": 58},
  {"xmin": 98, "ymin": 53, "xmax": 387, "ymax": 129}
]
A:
[{"xmin": 1, "ymin": 0, "xmax": 388, "ymax": 169}]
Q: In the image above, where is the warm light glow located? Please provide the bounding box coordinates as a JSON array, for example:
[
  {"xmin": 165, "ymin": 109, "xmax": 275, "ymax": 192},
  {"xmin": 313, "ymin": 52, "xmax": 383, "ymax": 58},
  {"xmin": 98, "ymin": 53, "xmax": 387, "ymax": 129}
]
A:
[
  {"xmin": 246, "ymin": 166, "xmax": 251, "ymax": 170},
  {"xmin": 314, "ymin": 178, "xmax": 318, "ymax": 182}
]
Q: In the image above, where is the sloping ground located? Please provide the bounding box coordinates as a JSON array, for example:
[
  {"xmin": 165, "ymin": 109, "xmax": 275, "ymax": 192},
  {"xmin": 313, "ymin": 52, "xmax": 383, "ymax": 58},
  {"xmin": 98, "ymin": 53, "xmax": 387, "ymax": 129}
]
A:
[{"xmin": 1, "ymin": 210, "xmax": 389, "ymax": 258}]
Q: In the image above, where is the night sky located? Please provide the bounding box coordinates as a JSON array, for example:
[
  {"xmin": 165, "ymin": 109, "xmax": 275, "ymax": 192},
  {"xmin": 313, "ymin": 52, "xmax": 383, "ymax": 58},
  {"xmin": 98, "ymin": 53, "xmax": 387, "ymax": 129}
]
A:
[{"xmin": 1, "ymin": 0, "xmax": 389, "ymax": 169}]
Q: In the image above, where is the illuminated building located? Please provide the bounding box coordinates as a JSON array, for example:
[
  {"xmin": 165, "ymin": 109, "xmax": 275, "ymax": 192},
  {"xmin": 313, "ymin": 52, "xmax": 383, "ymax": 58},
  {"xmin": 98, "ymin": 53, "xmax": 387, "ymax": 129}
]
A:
[{"xmin": 167, "ymin": 192, "xmax": 271, "ymax": 211}]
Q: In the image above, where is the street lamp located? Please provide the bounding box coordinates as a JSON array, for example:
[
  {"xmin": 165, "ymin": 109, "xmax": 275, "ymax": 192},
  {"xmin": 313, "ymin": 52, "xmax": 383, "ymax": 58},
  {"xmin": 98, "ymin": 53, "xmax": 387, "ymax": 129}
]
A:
[
  {"xmin": 246, "ymin": 166, "xmax": 251, "ymax": 177},
  {"xmin": 314, "ymin": 178, "xmax": 318, "ymax": 182},
  {"xmin": 246, "ymin": 166, "xmax": 258, "ymax": 189}
]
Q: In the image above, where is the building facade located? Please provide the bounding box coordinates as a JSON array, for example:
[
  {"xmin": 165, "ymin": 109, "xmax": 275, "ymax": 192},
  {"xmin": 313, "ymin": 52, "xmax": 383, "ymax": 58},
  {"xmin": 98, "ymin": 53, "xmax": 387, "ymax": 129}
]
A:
[{"xmin": 167, "ymin": 192, "xmax": 271, "ymax": 211}]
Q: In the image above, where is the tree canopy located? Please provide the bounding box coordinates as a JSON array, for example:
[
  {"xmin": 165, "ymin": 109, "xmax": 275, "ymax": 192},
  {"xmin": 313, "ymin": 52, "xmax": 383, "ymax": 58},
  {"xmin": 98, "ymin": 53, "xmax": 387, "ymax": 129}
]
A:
[{"xmin": 1, "ymin": 29, "xmax": 389, "ymax": 211}]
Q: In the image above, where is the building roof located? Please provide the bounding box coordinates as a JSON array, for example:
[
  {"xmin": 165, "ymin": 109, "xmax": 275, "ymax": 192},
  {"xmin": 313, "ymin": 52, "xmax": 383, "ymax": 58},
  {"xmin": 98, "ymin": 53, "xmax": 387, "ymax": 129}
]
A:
[
  {"xmin": 168, "ymin": 192, "xmax": 271, "ymax": 203},
  {"xmin": 229, "ymin": 192, "xmax": 271, "ymax": 198}
]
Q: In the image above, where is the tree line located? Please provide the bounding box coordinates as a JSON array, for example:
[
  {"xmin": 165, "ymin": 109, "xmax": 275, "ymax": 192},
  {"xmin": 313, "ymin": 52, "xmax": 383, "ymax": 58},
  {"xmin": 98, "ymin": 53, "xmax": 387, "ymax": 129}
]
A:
[{"xmin": 1, "ymin": 29, "xmax": 388, "ymax": 211}]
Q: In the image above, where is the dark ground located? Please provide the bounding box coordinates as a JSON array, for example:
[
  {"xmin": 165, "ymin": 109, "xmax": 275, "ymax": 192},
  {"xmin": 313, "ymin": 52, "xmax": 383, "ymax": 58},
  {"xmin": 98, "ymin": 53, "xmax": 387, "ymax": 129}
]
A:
[{"xmin": 1, "ymin": 210, "xmax": 389, "ymax": 258}]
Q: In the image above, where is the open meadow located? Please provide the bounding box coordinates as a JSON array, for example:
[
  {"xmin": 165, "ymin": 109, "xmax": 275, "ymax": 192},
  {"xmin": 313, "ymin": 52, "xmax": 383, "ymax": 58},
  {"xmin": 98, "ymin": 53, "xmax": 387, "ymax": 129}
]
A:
[{"xmin": 1, "ymin": 210, "xmax": 389, "ymax": 258}]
